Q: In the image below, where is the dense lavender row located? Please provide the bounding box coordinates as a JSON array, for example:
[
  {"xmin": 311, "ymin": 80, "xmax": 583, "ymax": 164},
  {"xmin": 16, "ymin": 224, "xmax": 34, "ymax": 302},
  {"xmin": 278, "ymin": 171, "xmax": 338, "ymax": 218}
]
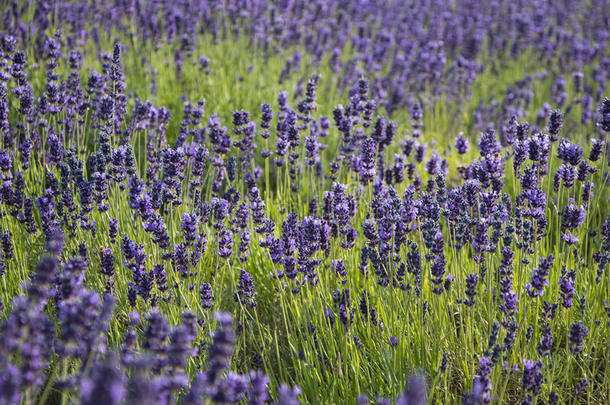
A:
[
  {"xmin": 1, "ymin": 1, "xmax": 610, "ymax": 404},
  {"xmin": 3, "ymin": 0, "xmax": 610, "ymax": 120}
]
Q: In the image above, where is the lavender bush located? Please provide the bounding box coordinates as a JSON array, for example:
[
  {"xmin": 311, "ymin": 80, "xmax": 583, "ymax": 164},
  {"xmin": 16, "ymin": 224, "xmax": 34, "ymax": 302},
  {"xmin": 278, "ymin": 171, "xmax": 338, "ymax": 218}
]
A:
[{"xmin": 0, "ymin": 0, "xmax": 609, "ymax": 403}]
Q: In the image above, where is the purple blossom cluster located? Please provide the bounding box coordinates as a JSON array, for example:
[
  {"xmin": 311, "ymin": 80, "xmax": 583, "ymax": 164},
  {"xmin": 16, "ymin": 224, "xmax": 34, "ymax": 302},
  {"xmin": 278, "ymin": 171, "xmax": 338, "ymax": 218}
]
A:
[{"xmin": 0, "ymin": 256, "xmax": 299, "ymax": 404}]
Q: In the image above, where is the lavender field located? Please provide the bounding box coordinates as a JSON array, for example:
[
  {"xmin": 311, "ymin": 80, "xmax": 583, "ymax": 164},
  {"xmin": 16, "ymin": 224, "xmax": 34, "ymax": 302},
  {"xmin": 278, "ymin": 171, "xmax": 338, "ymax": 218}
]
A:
[{"xmin": 1, "ymin": 1, "xmax": 609, "ymax": 403}]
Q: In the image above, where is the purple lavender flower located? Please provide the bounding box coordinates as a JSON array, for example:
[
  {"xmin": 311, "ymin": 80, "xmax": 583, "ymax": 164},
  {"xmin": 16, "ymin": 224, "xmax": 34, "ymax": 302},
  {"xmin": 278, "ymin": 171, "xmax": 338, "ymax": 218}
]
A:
[
  {"xmin": 561, "ymin": 233, "xmax": 579, "ymax": 245},
  {"xmin": 145, "ymin": 215, "xmax": 171, "ymax": 249},
  {"xmin": 248, "ymin": 370, "xmax": 270, "ymax": 405},
  {"xmin": 462, "ymin": 379, "xmax": 486, "ymax": 405},
  {"xmin": 80, "ymin": 355, "xmax": 126, "ymax": 405},
  {"xmin": 206, "ymin": 312, "xmax": 234, "ymax": 384},
  {"xmin": 546, "ymin": 110, "xmax": 563, "ymax": 140},
  {"xmin": 455, "ymin": 133, "xmax": 469, "ymax": 154},
  {"xmin": 574, "ymin": 378, "xmax": 588, "ymax": 397},
  {"xmin": 521, "ymin": 360, "xmax": 543, "ymax": 401},
  {"xmin": 473, "ymin": 357, "xmax": 493, "ymax": 403},
  {"xmin": 153, "ymin": 264, "xmax": 167, "ymax": 293},
  {"xmin": 396, "ymin": 373, "xmax": 426, "ymax": 405},
  {"xmin": 332, "ymin": 260, "xmax": 347, "ymax": 284},
  {"xmin": 200, "ymin": 282, "xmax": 214, "ymax": 309},
  {"xmin": 525, "ymin": 255, "xmax": 554, "ymax": 298},
  {"xmin": 1, "ymin": 230, "xmax": 13, "ymax": 261},
  {"xmin": 359, "ymin": 291, "xmax": 379, "ymax": 326},
  {"xmin": 274, "ymin": 383, "xmax": 301, "ymax": 405},
  {"xmin": 57, "ymin": 289, "xmax": 108, "ymax": 358},
  {"xmin": 359, "ymin": 138, "xmax": 377, "ymax": 184},
  {"xmin": 558, "ymin": 164, "xmax": 576, "ymax": 188},
  {"xmin": 218, "ymin": 229, "xmax": 233, "ymax": 259},
  {"xmin": 561, "ymin": 200, "xmax": 585, "ymax": 230},
  {"xmin": 598, "ymin": 98, "xmax": 610, "ymax": 132},
  {"xmin": 234, "ymin": 270, "xmax": 257, "ymax": 308},
  {"xmin": 127, "ymin": 282, "xmax": 137, "ymax": 307},
  {"xmin": 109, "ymin": 218, "xmax": 118, "ymax": 244},
  {"xmin": 46, "ymin": 128, "xmax": 63, "ymax": 165},
  {"xmin": 181, "ymin": 212, "xmax": 199, "ymax": 245},
  {"xmin": 260, "ymin": 103, "xmax": 273, "ymax": 132},
  {"xmin": 558, "ymin": 269, "xmax": 576, "ymax": 308},
  {"xmin": 568, "ymin": 321, "xmax": 588, "ymax": 354},
  {"xmin": 463, "ymin": 273, "xmax": 478, "ymax": 307},
  {"xmin": 356, "ymin": 394, "xmax": 369, "ymax": 405},
  {"xmin": 557, "ymin": 140, "xmax": 583, "ymax": 166},
  {"xmin": 425, "ymin": 151, "xmax": 441, "ymax": 175},
  {"xmin": 237, "ymin": 229, "xmax": 251, "ymax": 262},
  {"xmin": 589, "ymin": 139, "xmax": 604, "ymax": 162},
  {"xmin": 234, "ymin": 203, "xmax": 250, "ymax": 229},
  {"xmin": 478, "ymin": 128, "xmax": 501, "ymax": 157},
  {"xmin": 581, "ymin": 181, "xmax": 593, "ymax": 203},
  {"xmin": 527, "ymin": 132, "xmax": 550, "ymax": 164},
  {"xmin": 100, "ymin": 248, "xmax": 115, "ymax": 278},
  {"xmin": 538, "ymin": 324, "xmax": 553, "ymax": 357}
]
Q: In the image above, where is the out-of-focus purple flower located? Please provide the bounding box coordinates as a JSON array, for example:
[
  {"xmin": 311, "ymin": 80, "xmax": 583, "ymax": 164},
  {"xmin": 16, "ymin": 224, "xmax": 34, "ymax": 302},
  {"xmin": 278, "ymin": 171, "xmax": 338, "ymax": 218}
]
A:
[
  {"xmin": 206, "ymin": 312, "xmax": 234, "ymax": 384},
  {"xmin": 79, "ymin": 355, "xmax": 126, "ymax": 405},
  {"xmin": 389, "ymin": 336, "xmax": 398, "ymax": 348},
  {"xmin": 574, "ymin": 378, "xmax": 588, "ymax": 397},
  {"xmin": 455, "ymin": 133, "xmax": 469, "ymax": 154},
  {"xmin": 598, "ymin": 98, "xmax": 610, "ymax": 132},
  {"xmin": 462, "ymin": 379, "xmax": 486, "ymax": 405},
  {"xmin": 561, "ymin": 232, "xmax": 579, "ymax": 245},
  {"xmin": 473, "ymin": 357, "xmax": 493, "ymax": 403},
  {"xmin": 546, "ymin": 110, "xmax": 563, "ymax": 140},
  {"xmin": 425, "ymin": 151, "xmax": 441, "ymax": 175},
  {"xmin": 396, "ymin": 372, "xmax": 426, "ymax": 405},
  {"xmin": 248, "ymin": 370, "xmax": 270, "ymax": 405},
  {"xmin": 274, "ymin": 383, "xmax": 301, "ymax": 405},
  {"xmin": 45, "ymin": 227, "xmax": 65, "ymax": 256},
  {"xmin": 57, "ymin": 288, "xmax": 108, "ymax": 358},
  {"xmin": 198, "ymin": 55, "xmax": 210, "ymax": 71}
]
